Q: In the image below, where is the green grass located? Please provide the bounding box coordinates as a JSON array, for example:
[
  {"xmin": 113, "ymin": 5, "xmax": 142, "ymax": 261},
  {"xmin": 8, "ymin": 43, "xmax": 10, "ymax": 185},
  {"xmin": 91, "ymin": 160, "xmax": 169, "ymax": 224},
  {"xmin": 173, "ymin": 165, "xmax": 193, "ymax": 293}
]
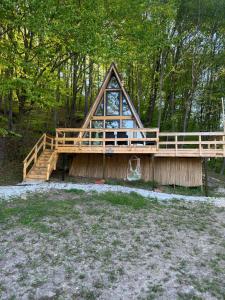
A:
[
  {"xmin": 95, "ymin": 191, "xmax": 150, "ymax": 209},
  {"xmin": 105, "ymin": 178, "xmax": 207, "ymax": 196},
  {"xmin": 0, "ymin": 193, "xmax": 81, "ymax": 232},
  {"xmin": 163, "ymin": 185, "xmax": 204, "ymax": 196},
  {"xmin": 0, "ymin": 190, "xmax": 154, "ymax": 225},
  {"xmin": 105, "ymin": 179, "xmax": 157, "ymax": 190},
  {"xmin": 64, "ymin": 188, "xmax": 86, "ymax": 194}
]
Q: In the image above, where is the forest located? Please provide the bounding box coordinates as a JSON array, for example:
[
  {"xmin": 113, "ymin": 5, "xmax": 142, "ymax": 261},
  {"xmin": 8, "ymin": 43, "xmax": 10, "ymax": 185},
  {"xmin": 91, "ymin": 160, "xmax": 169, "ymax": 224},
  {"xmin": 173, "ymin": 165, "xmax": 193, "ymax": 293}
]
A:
[{"xmin": 0, "ymin": 0, "xmax": 225, "ymax": 173}]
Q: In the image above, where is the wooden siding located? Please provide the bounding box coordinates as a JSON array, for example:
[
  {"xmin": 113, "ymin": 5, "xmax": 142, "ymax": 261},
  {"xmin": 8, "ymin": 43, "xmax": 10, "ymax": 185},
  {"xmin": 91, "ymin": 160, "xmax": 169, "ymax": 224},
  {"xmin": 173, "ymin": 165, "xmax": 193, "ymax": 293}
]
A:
[{"xmin": 69, "ymin": 154, "xmax": 202, "ymax": 187}]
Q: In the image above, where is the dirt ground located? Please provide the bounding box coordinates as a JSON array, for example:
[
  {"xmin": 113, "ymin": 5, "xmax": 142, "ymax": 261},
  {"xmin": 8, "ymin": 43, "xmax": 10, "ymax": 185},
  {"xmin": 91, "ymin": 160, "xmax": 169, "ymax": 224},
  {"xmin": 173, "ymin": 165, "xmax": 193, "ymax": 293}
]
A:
[{"xmin": 0, "ymin": 190, "xmax": 225, "ymax": 299}]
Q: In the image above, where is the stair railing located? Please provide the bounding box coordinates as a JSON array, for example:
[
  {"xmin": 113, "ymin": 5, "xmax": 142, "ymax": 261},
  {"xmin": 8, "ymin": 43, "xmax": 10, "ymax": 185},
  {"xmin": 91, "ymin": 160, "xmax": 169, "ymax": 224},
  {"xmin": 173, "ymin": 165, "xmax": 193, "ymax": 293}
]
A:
[
  {"xmin": 46, "ymin": 152, "xmax": 58, "ymax": 180},
  {"xmin": 23, "ymin": 133, "xmax": 55, "ymax": 181}
]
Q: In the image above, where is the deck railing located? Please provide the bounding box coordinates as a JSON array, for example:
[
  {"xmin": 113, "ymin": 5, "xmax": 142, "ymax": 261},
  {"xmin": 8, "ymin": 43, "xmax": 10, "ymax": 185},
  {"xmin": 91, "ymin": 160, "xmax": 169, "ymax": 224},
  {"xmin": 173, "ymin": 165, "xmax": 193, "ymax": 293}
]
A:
[
  {"xmin": 55, "ymin": 128, "xmax": 225, "ymax": 157},
  {"xmin": 55, "ymin": 128, "xmax": 159, "ymax": 150},
  {"xmin": 23, "ymin": 134, "xmax": 55, "ymax": 180},
  {"xmin": 158, "ymin": 132, "xmax": 225, "ymax": 157}
]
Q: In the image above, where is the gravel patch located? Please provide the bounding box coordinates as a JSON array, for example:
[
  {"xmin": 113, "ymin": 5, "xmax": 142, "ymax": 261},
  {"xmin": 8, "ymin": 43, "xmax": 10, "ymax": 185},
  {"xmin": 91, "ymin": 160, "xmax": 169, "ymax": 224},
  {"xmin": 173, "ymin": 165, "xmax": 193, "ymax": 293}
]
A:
[
  {"xmin": 0, "ymin": 191, "xmax": 225, "ymax": 299},
  {"xmin": 0, "ymin": 182, "xmax": 225, "ymax": 207}
]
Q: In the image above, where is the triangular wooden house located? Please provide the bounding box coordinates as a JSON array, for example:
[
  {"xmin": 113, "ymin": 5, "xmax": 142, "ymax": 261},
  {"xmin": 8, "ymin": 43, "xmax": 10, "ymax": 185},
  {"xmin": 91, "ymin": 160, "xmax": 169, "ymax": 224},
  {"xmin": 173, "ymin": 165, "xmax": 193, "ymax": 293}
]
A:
[
  {"xmin": 23, "ymin": 63, "xmax": 225, "ymax": 187},
  {"xmin": 82, "ymin": 63, "xmax": 143, "ymax": 134}
]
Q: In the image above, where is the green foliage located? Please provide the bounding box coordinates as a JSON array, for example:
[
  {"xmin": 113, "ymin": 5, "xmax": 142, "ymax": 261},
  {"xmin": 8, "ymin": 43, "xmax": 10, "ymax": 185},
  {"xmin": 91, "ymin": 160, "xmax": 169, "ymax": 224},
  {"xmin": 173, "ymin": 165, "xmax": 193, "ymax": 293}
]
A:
[{"xmin": 0, "ymin": 0, "xmax": 224, "ymax": 137}]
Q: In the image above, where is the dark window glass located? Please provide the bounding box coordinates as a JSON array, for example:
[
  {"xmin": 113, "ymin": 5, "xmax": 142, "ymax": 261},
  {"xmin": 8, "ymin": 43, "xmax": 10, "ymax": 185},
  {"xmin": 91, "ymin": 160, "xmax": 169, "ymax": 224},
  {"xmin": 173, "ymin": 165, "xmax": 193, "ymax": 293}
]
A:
[
  {"xmin": 94, "ymin": 98, "xmax": 104, "ymax": 116},
  {"xmin": 105, "ymin": 120, "xmax": 119, "ymax": 128},
  {"xmin": 106, "ymin": 91, "xmax": 120, "ymax": 116},
  {"xmin": 122, "ymin": 95, "xmax": 132, "ymax": 116},
  {"xmin": 107, "ymin": 76, "xmax": 120, "ymax": 88},
  {"xmin": 92, "ymin": 120, "xmax": 103, "ymax": 128},
  {"xmin": 91, "ymin": 120, "xmax": 103, "ymax": 142}
]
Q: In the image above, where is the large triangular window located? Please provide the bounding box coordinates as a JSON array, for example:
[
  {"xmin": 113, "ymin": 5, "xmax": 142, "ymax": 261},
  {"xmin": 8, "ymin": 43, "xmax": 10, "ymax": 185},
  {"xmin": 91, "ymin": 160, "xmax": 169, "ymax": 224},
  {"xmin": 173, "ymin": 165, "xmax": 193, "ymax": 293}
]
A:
[
  {"xmin": 82, "ymin": 65, "xmax": 144, "ymax": 133},
  {"xmin": 90, "ymin": 74, "xmax": 138, "ymax": 128}
]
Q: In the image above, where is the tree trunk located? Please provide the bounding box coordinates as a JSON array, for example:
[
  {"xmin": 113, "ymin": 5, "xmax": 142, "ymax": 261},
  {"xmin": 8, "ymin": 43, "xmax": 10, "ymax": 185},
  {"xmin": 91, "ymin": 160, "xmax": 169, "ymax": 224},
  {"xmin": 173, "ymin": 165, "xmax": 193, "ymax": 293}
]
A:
[
  {"xmin": 84, "ymin": 58, "xmax": 93, "ymax": 117},
  {"xmin": 8, "ymin": 90, "xmax": 13, "ymax": 131},
  {"xmin": 147, "ymin": 56, "xmax": 160, "ymax": 126},
  {"xmin": 157, "ymin": 52, "xmax": 165, "ymax": 129},
  {"xmin": 54, "ymin": 67, "xmax": 60, "ymax": 128},
  {"xmin": 137, "ymin": 69, "xmax": 142, "ymax": 116},
  {"xmin": 70, "ymin": 53, "xmax": 79, "ymax": 124}
]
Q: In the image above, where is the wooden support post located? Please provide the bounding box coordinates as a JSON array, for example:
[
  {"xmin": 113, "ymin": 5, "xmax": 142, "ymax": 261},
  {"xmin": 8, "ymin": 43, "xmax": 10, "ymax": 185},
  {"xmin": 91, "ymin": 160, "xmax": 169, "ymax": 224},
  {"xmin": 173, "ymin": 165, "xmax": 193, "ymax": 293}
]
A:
[
  {"xmin": 175, "ymin": 135, "xmax": 178, "ymax": 156},
  {"xmin": 199, "ymin": 135, "xmax": 202, "ymax": 156},
  {"xmin": 23, "ymin": 162, "xmax": 27, "ymax": 181},
  {"xmin": 102, "ymin": 153, "xmax": 106, "ymax": 179},
  {"xmin": 203, "ymin": 158, "xmax": 209, "ymax": 197},
  {"xmin": 151, "ymin": 155, "xmax": 155, "ymax": 190},
  {"xmin": 103, "ymin": 130, "xmax": 105, "ymax": 150},
  {"xmin": 56, "ymin": 131, "xmax": 58, "ymax": 149},
  {"xmin": 62, "ymin": 154, "xmax": 65, "ymax": 181},
  {"xmin": 34, "ymin": 145, "xmax": 38, "ymax": 163},
  {"xmin": 43, "ymin": 134, "xmax": 46, "ymax": 150}
]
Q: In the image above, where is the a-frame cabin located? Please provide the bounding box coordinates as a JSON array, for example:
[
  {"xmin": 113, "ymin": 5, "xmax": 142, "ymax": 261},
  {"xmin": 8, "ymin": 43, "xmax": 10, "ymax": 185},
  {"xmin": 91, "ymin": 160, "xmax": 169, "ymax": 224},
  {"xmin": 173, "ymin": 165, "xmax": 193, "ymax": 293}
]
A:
[{"xmin": 23, "ymin": 63, "xmax": 225, "ymax": 186}]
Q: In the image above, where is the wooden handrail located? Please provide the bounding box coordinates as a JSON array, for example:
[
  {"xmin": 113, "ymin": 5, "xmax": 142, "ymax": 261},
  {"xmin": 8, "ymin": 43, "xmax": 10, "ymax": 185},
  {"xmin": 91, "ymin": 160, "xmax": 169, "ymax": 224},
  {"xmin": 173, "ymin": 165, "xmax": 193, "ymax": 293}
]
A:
[
  {"xmin": 56, "ymin": 138, "xmax": 158, "ymax": 142},
  {"xmin": 46, "ymin": 151, "xmax": 57, "ymax": 180},
  {"xmin": 159, "ymin": 132, "xmax": 225, "ymax": 136},
  {"xmin": 56, "ymin": 128, "xmax": 159, "ymax": 133},
  {"xmin": 53, "ymin": 128, "xmax": 225, "ymax": 157},
  {"xmin": 23, "ymin": 133, "xmax": 55, "ymax": 181},
  {"xmin": 23, "ymin": 133, "xmax": 46, "ymax": 163},
  {"xmin": 158, "ymin": 131, "xmax": 225, "ymax": 156}
]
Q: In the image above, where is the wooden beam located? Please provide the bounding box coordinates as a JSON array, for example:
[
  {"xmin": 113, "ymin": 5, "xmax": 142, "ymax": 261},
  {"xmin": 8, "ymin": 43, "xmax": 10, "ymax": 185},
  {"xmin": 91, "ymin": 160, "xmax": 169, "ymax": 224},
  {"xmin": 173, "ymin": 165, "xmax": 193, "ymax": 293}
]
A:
[
  {"xmin": 159, "ymin": 132, "xmax": 225, "ymax": 136},
  {"xmin": 92, "ymin": 115, "xmax": 132, "ymax": 120},
  {"xmin": 56, "ymin": 128, "xmax": 159, "ymax": 132},
  {"xmin": 203, "ymin": 158, "xmax": 209, "ymax": 196}
]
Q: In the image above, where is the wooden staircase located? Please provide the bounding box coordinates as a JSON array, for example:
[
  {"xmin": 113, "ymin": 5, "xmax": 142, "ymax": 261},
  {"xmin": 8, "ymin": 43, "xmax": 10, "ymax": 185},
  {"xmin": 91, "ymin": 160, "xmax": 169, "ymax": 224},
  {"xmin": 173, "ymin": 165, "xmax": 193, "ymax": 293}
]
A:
[{"xmin": 23, "ymin": 134, "xmax": 58, "ymax": 182}]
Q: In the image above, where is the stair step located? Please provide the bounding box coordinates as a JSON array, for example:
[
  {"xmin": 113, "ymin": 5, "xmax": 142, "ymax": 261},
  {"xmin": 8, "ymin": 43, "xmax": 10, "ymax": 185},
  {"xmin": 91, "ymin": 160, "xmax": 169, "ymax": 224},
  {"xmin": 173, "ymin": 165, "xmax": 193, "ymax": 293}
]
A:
[
  {"xmin": 37, "ymin": 157, "xmax": 51, "ymax": 160},
  {"xmin": 36, "ymin": 164, "xmax": 48, "ymax": 168},
  {"xmin": 24, "ymin": 145, "xmax": 57, "ymax": 182},
  {"xmin": 29, "ymin": 171, "xmax": 47, "ymax": 175},
  {"xmin": 26, "ymin": 174, "xmax": 47, "ymax": 179}
]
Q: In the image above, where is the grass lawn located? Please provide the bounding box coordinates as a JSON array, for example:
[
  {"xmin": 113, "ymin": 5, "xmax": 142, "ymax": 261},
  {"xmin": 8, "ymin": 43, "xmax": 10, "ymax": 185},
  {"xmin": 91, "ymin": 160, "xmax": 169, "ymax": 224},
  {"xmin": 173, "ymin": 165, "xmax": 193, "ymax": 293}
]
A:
[{"xmin": 0, "ymin": 190, "xmax": 225, "ymax": 299}]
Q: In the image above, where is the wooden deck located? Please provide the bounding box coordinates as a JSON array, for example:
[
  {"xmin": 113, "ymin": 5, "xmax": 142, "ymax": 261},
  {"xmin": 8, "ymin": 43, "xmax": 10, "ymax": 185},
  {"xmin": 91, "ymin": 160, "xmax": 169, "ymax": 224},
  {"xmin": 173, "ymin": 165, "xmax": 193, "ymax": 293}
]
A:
[
  {"xmin": 23, "ymin": 128, "xmax": 225, "ymax": 181},
  {"xmin": 55, "ymin": 128, "xmax": 225, "ymax": 157}
]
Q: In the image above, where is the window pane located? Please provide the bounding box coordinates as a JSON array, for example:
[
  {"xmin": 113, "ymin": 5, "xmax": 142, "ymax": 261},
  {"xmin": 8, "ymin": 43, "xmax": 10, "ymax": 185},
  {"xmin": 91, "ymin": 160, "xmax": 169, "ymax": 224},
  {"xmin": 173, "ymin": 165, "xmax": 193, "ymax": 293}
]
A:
[
  {"xmin": 94, "ymin": 98, "xmax": 104, "ymax": 116},
  {"xmin": 122, "ymin": 120, "xmax": 134, "ymax": 138},
  {"xmin": 133, "ymin": 121, "xmax": 143, "ymax": 138},
  {"xmin": 106, "ymin": 91, "xmax": 120, "ymax": 116},
  {"xmin": 122, "ymin": 120, "xmax": 134, "ymax": 128},
  {"xmin": 107, "ymin": 76, "xmax": 119, "ymax": 88},
  {"xmin": 122, "ymin": 95, "xmax": 132, "ymax": 116},
  {"xmin": 91, "ymin": 121, "xmax": 103, "ymax": 141},
  {"xmin": 106, "ymin": 120, "xmax": 119, "ymax": 128},
  {"xmin": 92, "ymin": 120, "xmax": 103, "ymax": 128}
]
